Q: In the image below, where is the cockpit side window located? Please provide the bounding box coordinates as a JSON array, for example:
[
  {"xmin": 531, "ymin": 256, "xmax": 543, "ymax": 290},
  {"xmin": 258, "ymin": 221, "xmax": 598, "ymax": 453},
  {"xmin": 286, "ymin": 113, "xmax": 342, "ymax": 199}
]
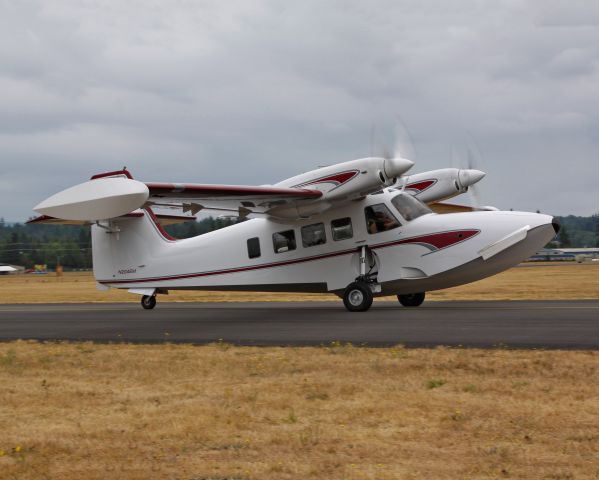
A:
[
  {"xmin": 391, "ymin": 193, "xmax": 433, "ymax": 221},
  {"xmin": 364, "ymin": 203, "xmax": 401, "ymax": 234}
]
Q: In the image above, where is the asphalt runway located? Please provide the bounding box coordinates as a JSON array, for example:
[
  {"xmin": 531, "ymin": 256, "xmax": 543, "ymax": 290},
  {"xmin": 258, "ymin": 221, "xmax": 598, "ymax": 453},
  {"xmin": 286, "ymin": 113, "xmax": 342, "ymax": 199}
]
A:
[{"xmin": 0, "ymin": 300, "xmax": 598, "ymax": 348}]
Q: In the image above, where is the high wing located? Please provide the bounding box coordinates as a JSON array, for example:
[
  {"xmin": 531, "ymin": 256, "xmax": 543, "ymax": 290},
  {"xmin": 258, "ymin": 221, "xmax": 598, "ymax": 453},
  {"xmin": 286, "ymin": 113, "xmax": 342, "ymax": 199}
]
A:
[
  {"xmin": 428, "ymin": 202, "xmax": 476, "ymax": 214},
  {"xmin": 428, "ymin": 202, "xmax": 499, "ymax": 214},
  {"xmin": 145, "ymin": 156, "xmax": 413, "ymax": 219},
  {"xmin": 33, "ymin": 157, "xmax": 413, "ymax": 223},
  {"xmin": 145, "ymin": 182, "xmax": 323, "ymax": 218}
]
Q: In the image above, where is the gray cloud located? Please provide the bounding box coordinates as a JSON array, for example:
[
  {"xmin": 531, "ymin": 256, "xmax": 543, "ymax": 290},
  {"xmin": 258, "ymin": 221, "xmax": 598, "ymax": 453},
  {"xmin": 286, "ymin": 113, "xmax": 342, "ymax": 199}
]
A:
[{"xmin": 0, "ymin": 0, "xmax": 598, "ymax": 220}]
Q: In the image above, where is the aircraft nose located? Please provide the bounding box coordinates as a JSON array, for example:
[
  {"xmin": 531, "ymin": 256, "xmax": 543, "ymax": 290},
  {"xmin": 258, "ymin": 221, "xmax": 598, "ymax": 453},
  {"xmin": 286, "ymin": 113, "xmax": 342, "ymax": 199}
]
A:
[
  {"xmin": 384, "ymin": 157, "xmax": 414, "ymax": 179},
  {"xmin": 458, "ymin": 169, "xmax": 486, "ymax": 188}
]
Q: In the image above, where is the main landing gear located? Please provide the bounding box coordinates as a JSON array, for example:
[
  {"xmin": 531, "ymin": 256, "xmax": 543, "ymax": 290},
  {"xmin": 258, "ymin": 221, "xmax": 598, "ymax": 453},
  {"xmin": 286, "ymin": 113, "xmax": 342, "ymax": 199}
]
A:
[
  {"xmin": 141, "ymin": 295, "xmax": 157, "ymax": 310},
  {"xmin": 343, "ymin": 282, "xmax": 374, "ymax": 312},
  {"xmin": 343, "ymin": 246, "xmax": 379, "ymax": 312},
  {"xmin": 397, "ymin": 292, "xmax": 426, "ymax": 307}
]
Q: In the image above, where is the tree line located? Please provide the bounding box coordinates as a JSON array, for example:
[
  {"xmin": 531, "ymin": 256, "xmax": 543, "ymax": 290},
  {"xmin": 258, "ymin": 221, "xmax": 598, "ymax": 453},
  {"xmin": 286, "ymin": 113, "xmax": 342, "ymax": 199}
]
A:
[
  {"xmin": 0, "ymin": 216, "xmax": 237, "ymax": 270},
  {"xmin": 0, "ymin": 214, "xmax": 597, "ymax": 270},
  {"xmin": 553, "ymin": 215, "xmax": 599, "ymax": 248}
]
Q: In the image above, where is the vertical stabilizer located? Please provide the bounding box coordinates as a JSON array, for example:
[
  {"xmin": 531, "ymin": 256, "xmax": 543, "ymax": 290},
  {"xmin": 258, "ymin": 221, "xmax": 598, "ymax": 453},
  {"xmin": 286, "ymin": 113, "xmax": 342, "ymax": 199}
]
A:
[{"xmin": 92, "ymin": 209, "xmax": 176, "ymax": 282}]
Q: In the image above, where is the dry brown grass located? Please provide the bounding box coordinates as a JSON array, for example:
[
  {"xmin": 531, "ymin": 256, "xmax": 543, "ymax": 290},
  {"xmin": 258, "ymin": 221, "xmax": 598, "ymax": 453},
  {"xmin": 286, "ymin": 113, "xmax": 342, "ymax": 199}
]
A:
[
  {"xmin": 1, "ymin": 341, "xmax": 598, "ymax": 479},
  {"xmin": 0, "ymin": 263, "xmax": 598, "ymax": 304}
]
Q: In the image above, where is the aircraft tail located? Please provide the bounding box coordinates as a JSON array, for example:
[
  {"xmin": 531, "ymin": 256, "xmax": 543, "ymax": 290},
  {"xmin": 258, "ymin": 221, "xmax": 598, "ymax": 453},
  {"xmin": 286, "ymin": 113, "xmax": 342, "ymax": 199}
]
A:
[
  {"xmin": 91, "ymin": 207, "xmax": 177, "ymax": 285},
  {"xmin": 29, "ymin": 169, "xmax": 195, "ymax": 290}
]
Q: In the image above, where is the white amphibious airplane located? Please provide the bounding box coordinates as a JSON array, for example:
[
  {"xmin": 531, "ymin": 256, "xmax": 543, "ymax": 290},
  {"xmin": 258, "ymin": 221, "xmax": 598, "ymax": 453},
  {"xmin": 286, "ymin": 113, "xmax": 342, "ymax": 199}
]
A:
[{"xmin": 30, "ymin": 155, "xmax": 559, "ymax": 311}]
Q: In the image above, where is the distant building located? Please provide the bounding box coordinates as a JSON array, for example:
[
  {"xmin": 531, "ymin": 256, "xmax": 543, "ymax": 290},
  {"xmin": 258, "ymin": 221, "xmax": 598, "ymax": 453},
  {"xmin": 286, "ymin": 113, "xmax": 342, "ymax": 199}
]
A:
[{"xmin": 528, "ymin": 248, "xmax": 599, "ymax": 262}]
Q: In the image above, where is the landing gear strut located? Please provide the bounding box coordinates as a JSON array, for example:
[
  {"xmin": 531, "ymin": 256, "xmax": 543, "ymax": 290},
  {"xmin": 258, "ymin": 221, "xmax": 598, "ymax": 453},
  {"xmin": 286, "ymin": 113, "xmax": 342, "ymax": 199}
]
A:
[
  {"xmin": 343, "ymin": 246, "xmax": 378, "ymax": 312},
  {"xmin": 141, "ymin": 295, "xmax": 157, "ymax": 310},
  {"xmin": 397, "ymin": 292, "xmax": 426, "ymax": 307}
]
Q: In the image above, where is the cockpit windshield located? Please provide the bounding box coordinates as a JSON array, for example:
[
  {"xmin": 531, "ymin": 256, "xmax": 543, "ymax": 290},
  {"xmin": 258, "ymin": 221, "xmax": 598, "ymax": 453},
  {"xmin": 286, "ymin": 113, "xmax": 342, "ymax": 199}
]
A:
[{"xmin": 391, "ymin": 193, "xmax": 433, "ymax": 221}]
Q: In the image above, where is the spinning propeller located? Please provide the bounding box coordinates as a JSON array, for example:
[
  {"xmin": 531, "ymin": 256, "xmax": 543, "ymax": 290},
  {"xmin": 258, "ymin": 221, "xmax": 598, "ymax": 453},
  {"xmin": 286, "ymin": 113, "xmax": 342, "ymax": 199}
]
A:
[
  {"xmin": 452, "ymin": 140, "xmax": 494, "ymax": 211},
  {"xmin": 381, "ymin": 117, "xmax": 417, "ymax": 187}
]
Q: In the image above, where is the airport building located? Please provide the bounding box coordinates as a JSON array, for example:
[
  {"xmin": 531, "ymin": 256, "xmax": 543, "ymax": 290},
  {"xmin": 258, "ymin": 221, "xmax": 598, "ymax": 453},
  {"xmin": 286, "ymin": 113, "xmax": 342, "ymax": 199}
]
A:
[{"xmin": 528, "ymin": 248, "xmax": 599, "ymax": 262}]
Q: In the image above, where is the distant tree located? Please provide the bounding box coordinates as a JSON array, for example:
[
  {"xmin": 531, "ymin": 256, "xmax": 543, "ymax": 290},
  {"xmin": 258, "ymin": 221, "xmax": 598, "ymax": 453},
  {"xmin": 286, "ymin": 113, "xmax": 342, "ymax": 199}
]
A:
[
  {"xmin": 558, "ymin": 224, "xmax": 571, "ymax": 248},
  {"xmin": 595, "ymin": 214, "xmax": 599, "ymax": 248},
  {"xmin": 164, "ymin": 217, "xmax": 240, "ymax": 239}
]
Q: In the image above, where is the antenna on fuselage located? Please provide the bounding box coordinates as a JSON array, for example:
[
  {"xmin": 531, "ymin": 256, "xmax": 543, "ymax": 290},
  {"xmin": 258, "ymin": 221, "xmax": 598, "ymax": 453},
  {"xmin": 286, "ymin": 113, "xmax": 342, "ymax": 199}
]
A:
[{"xmin": 401, "ymin": 175, "xmax": 409, "ymax": 193}]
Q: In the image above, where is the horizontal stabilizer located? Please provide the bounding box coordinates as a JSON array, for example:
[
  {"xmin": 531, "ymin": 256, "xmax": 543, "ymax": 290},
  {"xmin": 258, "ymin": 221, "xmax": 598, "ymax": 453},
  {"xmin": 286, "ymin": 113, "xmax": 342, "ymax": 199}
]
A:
[
  {"xmin": 149, "ymin": 213, "xmax": 198, "ymax": 225},
  {"xmin": 26, "ymin": 215, "xmax": 91, "ymax": 226},
  {"xmin": 27, "ymin": 211, "xmax": 196, "ymax": 226}
]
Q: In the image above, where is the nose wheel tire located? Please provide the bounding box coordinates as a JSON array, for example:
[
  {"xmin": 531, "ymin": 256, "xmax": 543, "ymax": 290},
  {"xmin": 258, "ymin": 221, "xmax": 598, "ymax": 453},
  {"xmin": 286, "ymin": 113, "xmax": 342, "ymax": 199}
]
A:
[
  {"xmin": 343, "ymin": 282, "xmax": 374, "ymax": 312},
  {"xmin": 141, "ymin": 295, "xmax": 157, "ymax": 310},
  {"xmin": 398, "ymin": 292, "xmax": 425, "ymax": 307}
]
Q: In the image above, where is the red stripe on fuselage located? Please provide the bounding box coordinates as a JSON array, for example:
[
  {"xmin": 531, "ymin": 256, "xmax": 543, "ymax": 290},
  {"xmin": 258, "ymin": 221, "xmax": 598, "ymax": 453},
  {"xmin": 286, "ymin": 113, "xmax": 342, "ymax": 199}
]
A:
[
  {"xmin": 373, "ymin": 229, "xmax": 480, "ymax": 251},
  {"xmin": 99, "ymin": 229, "xmax": 480, "ymax": 285}
]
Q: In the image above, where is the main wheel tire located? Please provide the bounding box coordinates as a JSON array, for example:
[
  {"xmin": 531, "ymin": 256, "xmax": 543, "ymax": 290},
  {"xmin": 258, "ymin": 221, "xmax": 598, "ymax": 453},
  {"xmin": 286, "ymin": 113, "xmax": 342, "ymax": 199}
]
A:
[
  {"xmin": 141, "ymin": 295, "xmax": 157, "ymax": 310},
  {"xmin": 398, "ymin": 292, "xmax": 425, "ymax": 307},
  {"xmin": 343, "ymin": 282, "xmax": 374, "ymax": 312}
]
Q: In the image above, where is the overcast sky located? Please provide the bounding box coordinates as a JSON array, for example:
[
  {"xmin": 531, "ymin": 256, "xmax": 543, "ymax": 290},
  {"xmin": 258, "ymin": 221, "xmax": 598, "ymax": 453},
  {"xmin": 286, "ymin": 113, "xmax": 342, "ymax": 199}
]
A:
[{"xmin": 1, "ymin": 0, "xmax": 598, "ymax": 221}]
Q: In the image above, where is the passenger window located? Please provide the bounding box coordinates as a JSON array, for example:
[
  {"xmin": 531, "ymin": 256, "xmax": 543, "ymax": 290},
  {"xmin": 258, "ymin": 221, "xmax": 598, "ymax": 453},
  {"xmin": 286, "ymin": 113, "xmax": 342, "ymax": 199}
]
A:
[
  {"xmin": 273, "ymin": 230, "xmax": 296, "ymax": 253},
  {"xmin": 247, "ymin": 237, "xmax": 261, "ymax": 259},
  {"xmin": 331, "ymin": 217, "xmax": 353, "ymax": 241},
  {"xmin": 365, "ymin": 204, "xmax": 401, "ymax": 234},
  {"xmin": 301, "ymin": 223, "xmax": 326, "ymax": 247}
]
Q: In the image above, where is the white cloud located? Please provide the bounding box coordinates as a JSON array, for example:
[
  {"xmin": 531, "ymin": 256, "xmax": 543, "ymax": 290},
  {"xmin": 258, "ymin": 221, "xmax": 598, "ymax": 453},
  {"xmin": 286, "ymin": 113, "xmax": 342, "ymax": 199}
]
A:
[{"xmin": 0, "ymin": 0, "xmax": 598, "ymax": 220}]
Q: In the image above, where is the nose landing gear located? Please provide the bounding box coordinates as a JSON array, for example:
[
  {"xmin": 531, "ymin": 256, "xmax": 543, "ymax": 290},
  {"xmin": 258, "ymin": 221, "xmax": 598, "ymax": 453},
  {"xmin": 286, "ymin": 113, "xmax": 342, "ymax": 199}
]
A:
[{"xmin": 397, "ymin": 292, "xmax": 426, "ymax": 307}]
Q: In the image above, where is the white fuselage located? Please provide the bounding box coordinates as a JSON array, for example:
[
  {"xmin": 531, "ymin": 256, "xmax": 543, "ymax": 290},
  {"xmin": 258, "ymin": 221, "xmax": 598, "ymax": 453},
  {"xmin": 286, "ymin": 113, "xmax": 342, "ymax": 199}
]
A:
[{"xmin": 94, "ymin": 188, "xmax": 557, "ymax": 296}]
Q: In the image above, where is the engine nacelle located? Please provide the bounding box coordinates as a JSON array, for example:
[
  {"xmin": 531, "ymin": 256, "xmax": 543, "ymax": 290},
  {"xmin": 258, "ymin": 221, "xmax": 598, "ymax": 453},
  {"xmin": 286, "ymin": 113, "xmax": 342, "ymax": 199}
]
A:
[
  {"xmin": 275, "ymin": 156, "xmax": 413, "ymax": 203},
  {"xmin": 396, "ymin": 168, "xmax": 485, "ymax": 203}
]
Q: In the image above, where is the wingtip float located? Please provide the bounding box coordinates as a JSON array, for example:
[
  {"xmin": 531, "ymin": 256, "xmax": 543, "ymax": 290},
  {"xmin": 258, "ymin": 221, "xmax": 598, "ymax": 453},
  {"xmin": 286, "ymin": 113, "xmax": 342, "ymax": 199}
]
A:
[{"xmin": 34, "ymin": 177, "xmax": 150, "ymax": 222}]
